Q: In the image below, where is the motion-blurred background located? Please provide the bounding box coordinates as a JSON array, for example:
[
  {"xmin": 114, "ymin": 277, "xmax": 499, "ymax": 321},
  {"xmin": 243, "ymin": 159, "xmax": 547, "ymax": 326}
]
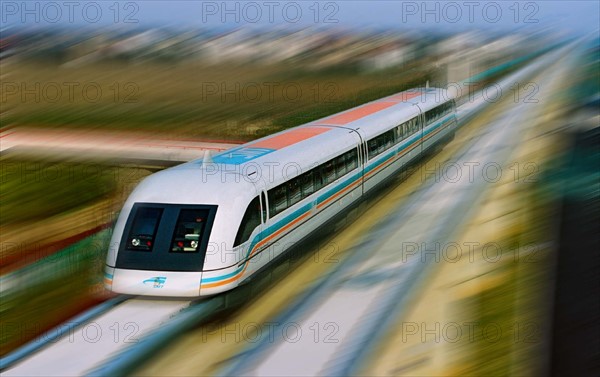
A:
[{"xmin": 1, "ymin": 1, "xmax": 598, "ymax": 376}]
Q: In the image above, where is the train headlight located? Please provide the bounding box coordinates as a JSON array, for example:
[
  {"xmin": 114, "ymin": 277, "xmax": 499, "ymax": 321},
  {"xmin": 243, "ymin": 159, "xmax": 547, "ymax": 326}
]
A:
[
  {"xmin": 132, "ymin": 238, "xmax": 140, "ymax": 247},
  {"xmin": 190, "ymin": 240, "xmax": 198, "ymax": 249}
]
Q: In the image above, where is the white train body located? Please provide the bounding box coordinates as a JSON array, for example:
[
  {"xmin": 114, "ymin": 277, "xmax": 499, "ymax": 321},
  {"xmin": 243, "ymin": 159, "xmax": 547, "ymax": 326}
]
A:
[{"xmin": 104, "ymin": 88, "xmax": 458, "ymax": 297}]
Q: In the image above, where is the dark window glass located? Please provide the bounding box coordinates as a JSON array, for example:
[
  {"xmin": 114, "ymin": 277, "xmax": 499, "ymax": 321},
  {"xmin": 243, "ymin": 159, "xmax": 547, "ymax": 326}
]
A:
[
  {"xmin": 427, "ymin": 108, "xmax": 438, "ymax": 123},
  {"xmin": 269, "ymin": 185, "xmax": 287, "ymax": 217},
  {"xmin": 367, "ymin": 138, "xmax": 379, "ymax": 159},
  {"xmin": 234, "ymin": 196, "xmax": 261, "ymax": 247},
  {"xmin": 314, "ymin": 166, "xmax": 324, "ymax": 191},
  {"xmin": 126, "ymin": 207, "xmax": 163, "ymax": 251},
  {"xmin": 301, "ymin": 170, "xmax": 315, "ymax": 198},
  {"xmin": 336, "ymin": 154, "xmax": 347, "ymax": 177},
  {"xmin": 368, "ymin": 130, "xmax": 396, "ymax": 160},
  {"xmin": 324, "ymin": 160, "xmax": 336, "ymax": 184},
  {"xmin": 346, "ymin": 149, "xmax": 358, "ymax": 171},
  {"xmin": 380, "ymin": 134, "xmax": 387, "ymax": 151},
  {"xmin": 386, "ymin": 129, "xmax": 395, "ymax": 147},
  {"xmin": 170, "ymin": 209, "xmax": 209, "ymax": 253},
  {"xmin": 266, "ymin": 148, "xmax": 360, "ymax": 217},
  {"xmin": 375, "ymin": 135, "xmax": 384, "ymax": 154},
  {"xmin": 369, "ymin": 137, "xmax": 380, "ymax": 158},
  {"xmin": 288, "ymin": 178, "xmax": 302, "ymax": 206}
]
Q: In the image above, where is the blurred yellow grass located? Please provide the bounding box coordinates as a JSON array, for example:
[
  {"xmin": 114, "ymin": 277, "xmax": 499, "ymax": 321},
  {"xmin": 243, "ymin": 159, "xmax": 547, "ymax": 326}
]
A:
[{"xmin": 1, "ymin": 60, "xmax": 433, "ymax": 140}]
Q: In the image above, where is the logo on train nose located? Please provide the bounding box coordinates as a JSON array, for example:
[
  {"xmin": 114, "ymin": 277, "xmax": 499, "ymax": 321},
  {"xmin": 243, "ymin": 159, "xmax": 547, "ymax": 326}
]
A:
[{"xmin": 143, "ymin": 276, "xmax": 166, "ymax": 288}]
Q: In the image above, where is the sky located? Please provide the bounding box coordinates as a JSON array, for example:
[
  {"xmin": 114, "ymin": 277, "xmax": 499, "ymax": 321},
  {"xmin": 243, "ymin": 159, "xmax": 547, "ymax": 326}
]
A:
[{"xmin": 1, "ymin": 1, "xmax": 599, "ymax": 35}]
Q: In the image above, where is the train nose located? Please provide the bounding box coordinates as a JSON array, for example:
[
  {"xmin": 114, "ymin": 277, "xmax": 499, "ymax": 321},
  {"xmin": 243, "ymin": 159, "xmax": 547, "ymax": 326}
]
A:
[{"xmin": 110, "ymin": 268, "xmax": 202, "ymax": 297}]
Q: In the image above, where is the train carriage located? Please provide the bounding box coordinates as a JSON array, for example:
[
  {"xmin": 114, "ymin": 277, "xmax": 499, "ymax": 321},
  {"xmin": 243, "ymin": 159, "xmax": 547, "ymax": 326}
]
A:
[{"xmin": 105, "ymin": 87, "xmax": 458, "ymax": 296}]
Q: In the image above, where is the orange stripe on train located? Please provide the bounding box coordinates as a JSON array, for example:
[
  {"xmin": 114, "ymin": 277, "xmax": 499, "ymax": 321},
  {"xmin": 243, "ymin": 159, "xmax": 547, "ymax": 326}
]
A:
[
  {"xmin": 318, "ymin": 102, "xmax": 397, "ymax": 125},
  {"xmin": 250, "ymin": 126, "xmax": 331, "ymax": 150}
]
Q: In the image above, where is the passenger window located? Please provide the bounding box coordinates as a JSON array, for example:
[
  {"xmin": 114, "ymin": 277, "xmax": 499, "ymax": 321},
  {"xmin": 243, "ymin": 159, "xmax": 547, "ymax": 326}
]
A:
[
  {"xmin": 269, "ymin": 185, "xmax": 287, "ymax": 217},
  {"xmin": 288, "ymin": 178, "xmax": 302, "ymax": 206},
  {"xmin": 126, "ymin": 207, "xmax": 163, "ymax": 252},
  {"xmin": 346, "ymin": 149, "xmax": 358, "ymax": 171},
  {"xmin": 375, "ymin": 136, "xmax": 384, "ymax": 154},
  {"xmin": 301, "ymin": 170, "xmax": 315, "ymax": 198},
  {"xmin": 380, "ymin": 134, "xmax": 386, "ymax": 150},
  {"xmin": 234, "ymin": 196, "xmax": 261, "ymax": 247},
  {"xmin": 314, "ymin": 166, "xmax": 324, "ymax": 191},
  {"xmin": 170, "ymin": 209, "xmax": 209, "ymax": 253},
  {"xmin": 336, "ymin": 154, "xmax": 347, "ymax": 177},
  {"xmin": 367, "ymin": 138, "xmax": 378, "ymax": 159},
  {"xmin": 382, "ymin": 131, "xmax": 391, "ymax": 150},
  {"xmin": 324, "ymin": 160, "xmax": 336, "ymax": 184}
]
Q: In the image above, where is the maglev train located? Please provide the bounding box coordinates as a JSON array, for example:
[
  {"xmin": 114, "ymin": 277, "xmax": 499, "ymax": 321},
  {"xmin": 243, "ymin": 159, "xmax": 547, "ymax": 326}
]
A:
[{"xmin": 104, "ymin": 87, "xmax": 458, "ymax": 297}]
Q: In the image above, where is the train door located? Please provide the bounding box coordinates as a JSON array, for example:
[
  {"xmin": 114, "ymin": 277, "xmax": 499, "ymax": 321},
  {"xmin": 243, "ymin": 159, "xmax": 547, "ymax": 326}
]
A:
[{"xmin": 236, "ymin": 186, "xmax": 268, "ymax": 279}]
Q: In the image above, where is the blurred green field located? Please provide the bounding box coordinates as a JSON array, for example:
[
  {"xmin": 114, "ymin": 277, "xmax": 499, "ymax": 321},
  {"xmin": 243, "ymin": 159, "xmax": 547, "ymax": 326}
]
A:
[{"xmin": 0, "ymin": 158, "xmax": 118, "ymax": 225}]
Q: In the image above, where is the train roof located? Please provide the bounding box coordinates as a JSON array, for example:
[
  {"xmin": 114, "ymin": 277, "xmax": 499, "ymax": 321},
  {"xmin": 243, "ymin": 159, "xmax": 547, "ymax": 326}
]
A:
[{"xmin": 183, "ymin": 87, "xmax": 454, "ymax": 189}]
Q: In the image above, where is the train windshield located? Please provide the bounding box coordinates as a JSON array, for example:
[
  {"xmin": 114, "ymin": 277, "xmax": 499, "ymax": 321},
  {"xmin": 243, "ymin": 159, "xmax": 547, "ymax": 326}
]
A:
[
  {"xmin": 170, "ymin": 209, "xmax": 209, "ymax": 253},
  {"xmin": 126, "ymin": 207, "xmax": 163, "ymax": 251},
  {"xmin": 116, "ymin": 203, "xmax": 217, "ymax": 272}
]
